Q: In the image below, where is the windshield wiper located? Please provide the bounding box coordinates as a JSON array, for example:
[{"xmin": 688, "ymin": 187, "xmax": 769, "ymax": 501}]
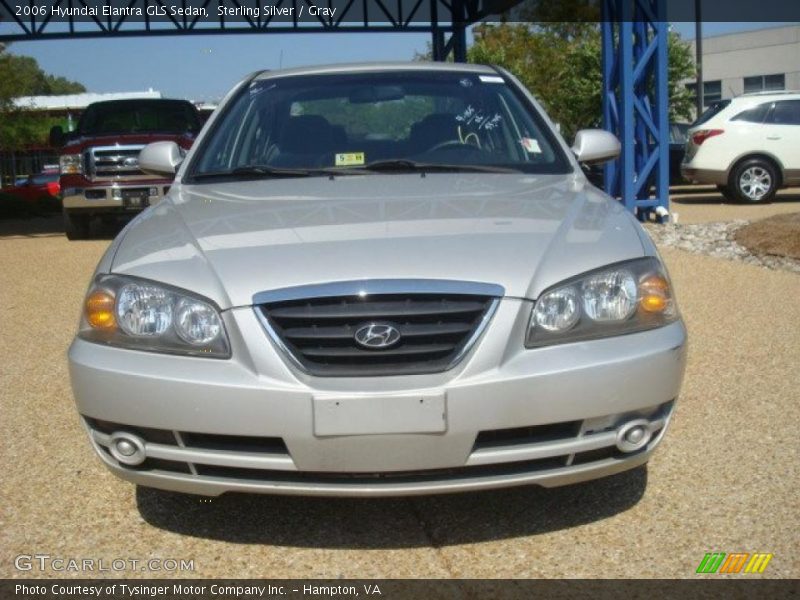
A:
[
  {"xmin": 360, "ymin": 159, "xmax": 519, "ymax": 174},
  {"xmin": 192, "ymin": 166, "xmax": 313, "ymax": 180},
  {"xmin": 191, "ymin": 161, "xmax": 519, "ymax": 182}
]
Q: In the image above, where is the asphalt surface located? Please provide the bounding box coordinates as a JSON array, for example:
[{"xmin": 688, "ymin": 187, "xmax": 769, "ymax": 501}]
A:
[{"xmin": 1, "ymin": 191, "xmax": 798, "ymax": 579}]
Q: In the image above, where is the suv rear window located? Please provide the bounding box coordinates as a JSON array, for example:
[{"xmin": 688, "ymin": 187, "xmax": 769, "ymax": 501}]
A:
[
  {"xmin": 731, "ymin": 102, "xmax": 771, "ymax": 123},
  {"xmin": 692, "ymin": 100, "xmax": 731, "ymax": 127}
]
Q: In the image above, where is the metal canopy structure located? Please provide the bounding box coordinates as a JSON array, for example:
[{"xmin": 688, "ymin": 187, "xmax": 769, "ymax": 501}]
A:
[
  {"xmin": 0, "ymin": 0, "xmax": 670, "ymax": 220},
  {"xmin": 0, "ymin": 0, "xmax": 493, "ymax": 61}
]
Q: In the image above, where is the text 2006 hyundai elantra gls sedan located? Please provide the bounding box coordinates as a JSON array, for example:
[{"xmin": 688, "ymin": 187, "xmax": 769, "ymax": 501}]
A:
[{"xmin": 68, "ymin": 63, "xmax": 686, "ymax": 497}]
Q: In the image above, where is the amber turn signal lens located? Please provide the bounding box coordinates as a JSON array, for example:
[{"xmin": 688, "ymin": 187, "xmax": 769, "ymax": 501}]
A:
[
  {"xmin": 86, "ymin": 290, "xmax": 117, "ymax": 329},
  {"xmin": 639, "ymin": 275, "xmax": 670, "ymax": 313}
]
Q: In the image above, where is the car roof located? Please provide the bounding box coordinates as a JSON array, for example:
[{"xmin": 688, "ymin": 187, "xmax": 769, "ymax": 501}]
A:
[
  {"xmin": 693, "ymin": 92, "xmax": 800, "ymax": 127},
  {"xmin": 737, "ymin": 90, "xmax": 800, "ymax": 99},
  {"xmin": 254, "ymin": 62, "xmax": 499, "ymax": 81},
  {"xmin": 729, "ymin": 92, "xmax": 800, "ymax": 106},
  {"xmin": 85, "ymin": 99, "xmax": 196, "ymax": 109}
]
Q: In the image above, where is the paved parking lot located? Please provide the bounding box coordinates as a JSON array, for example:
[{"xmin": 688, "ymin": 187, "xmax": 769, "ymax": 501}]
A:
[{"xmin": 1, "ymin": 191, "xmax": 798, "ymax": 579}]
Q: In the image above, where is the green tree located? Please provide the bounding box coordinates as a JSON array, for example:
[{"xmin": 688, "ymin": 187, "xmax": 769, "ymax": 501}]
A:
[
  {"xmin": 666, "ymin": 30, "xmax": 696, "ymax": 122},
  {"xmin": 468, "ymin": 23, "xmax": 602, "ymax": 140},
  {"xmin": 0, "ymin": 46, "xmax": 86, "ymax": 149},
  {"xmin": 418, "ymin": 23, "xmax": 696, "ymax": 141}
]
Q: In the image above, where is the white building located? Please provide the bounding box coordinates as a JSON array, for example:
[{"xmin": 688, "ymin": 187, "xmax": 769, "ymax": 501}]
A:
[
  {"xmin": 13, "ymin": 89, "xmax": 163, "ymax": 131},
  {"xmin": 685, "ymin": 25, "xmax": 800, "ymax": 110}
]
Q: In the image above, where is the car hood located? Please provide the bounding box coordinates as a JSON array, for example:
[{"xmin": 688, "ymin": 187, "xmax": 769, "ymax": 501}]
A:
[{"xmin": 110, "ymin": 173, "xmax": 646, "ymax": 309}]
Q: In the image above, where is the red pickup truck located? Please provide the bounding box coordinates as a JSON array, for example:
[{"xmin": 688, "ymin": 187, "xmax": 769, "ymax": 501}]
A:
[{"xmin": 51, "ymin": 99, "xmax": 200, "ymax": 240}]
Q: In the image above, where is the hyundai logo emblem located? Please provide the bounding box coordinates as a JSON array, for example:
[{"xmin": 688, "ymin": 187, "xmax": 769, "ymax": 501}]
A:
[
  {"xmin": 123, "ymin": 157, "xmax": 139, "ymax": 167},
  {"xmin": 354, "ymin": 322, "xmax": 401, "ymax": 349}
]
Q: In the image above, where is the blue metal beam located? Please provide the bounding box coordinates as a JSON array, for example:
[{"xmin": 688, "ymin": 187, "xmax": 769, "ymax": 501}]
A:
[{"xmin": 602, "ymin": 0, "xmax": 670, "ymax": 221}]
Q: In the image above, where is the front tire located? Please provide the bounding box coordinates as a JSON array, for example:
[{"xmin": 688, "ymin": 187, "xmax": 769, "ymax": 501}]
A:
[
  {"xmin": 63, "ymin": 209, "xmax": 91, "ymax": 240},
  {"xmin": 728, "ymin": 159, "xmax": 778, "ymax": 203}
]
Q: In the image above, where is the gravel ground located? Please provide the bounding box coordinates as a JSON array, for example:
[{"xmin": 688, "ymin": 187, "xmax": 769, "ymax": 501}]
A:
[
  {"xmin": 644, "ymin": 220, "xmax": 800, "ymax": 274},
  {"xmin": 1, "ymin": 205, "xmax": 798, "ymax": 579}
]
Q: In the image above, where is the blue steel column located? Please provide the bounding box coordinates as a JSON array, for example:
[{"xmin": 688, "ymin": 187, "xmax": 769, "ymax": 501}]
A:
[
  {"xmin": 602, "ymin": 0, "xmax": 670, "ymax": 221},
  {"xmin": 620, "ymin": 6, "xmax": 636, "ymax": 214},
  {"xmin": 654, "ymin": 15, "xmax": 670, "ymax": 221}
]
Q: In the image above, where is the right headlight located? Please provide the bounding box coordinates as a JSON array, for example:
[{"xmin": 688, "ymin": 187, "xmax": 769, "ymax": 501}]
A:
[
  {"xmin": 526, "ymin": 257, "xmax": 678, "ymax": 348},
  {"xmin": 78, "ymin": 274, "xmax": 230, "ymax": 358}
]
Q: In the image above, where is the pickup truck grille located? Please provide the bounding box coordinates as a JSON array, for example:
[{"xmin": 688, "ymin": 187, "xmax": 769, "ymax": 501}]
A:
[
  {"xmin": 256, "ymin": 283, "xmax": 501, "ymax": 377},
  {"xmin": 85, "ymin": 145, "xmax": 146, "ymax": 180}
]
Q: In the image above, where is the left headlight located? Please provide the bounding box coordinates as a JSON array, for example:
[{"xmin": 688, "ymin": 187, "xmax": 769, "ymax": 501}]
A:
[
  {"xmin": 78, "ymin": 275, "xmax": 230, "ymax": 358},
  {"xmin": 526, "ymin": 257, "xmax": 678, "ymax": 348},
  {"xmin": 59, "ymin": 154, "xmax": 82, "ymax": 175}
]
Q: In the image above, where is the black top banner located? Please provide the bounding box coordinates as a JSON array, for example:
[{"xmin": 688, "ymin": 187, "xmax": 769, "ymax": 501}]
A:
[{"xmin": 0, "ymin": 0, "xmax": 798, "ymax": 26}]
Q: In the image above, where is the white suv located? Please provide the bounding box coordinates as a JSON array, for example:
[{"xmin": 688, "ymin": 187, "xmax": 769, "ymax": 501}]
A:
[{"xmin": 681, "ymin": 92, "xmax": 800, "ymax": 203}]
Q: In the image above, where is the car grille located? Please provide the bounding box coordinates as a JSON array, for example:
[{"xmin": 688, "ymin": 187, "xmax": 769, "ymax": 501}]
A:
[
  {"xmin": 85, "ymin": 145, "xmax": 146, "ymax": 180},
  {"xmin": 256, "ymin": 284, "xmax": 501, "ymax": 377}
]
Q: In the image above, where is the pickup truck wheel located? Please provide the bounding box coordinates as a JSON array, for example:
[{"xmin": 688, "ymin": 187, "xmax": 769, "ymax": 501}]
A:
[
  {"xmin": 63, "ymin": 210, "xmax": 91, "ymax": 240},
  {"xmin": 729, "ymin": 159, "xmax": 778, "ymax": 203}
]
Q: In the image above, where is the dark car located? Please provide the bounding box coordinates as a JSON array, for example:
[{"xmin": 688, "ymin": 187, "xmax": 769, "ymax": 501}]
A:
[{"xmin": 668, "ymin": 122, "xmax": 690, "ymax": 183}]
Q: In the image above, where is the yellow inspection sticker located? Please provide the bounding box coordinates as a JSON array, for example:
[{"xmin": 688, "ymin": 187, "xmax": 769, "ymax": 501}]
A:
[{"xmin": 335, "ymin": 152, "xmax": 365, "ymax": 166}]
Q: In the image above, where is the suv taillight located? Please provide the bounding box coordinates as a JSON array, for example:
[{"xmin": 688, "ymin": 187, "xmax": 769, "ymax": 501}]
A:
[{"xmin": 692, "ymin": 129, "xmax": 724, "ymax": 146}]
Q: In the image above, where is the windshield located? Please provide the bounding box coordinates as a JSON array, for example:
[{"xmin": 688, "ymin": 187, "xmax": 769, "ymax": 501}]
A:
[
  {"xmin": 77, "ymin": 100, "xmax": 200, "ymax": 135},
  {"xmin": 188, "ymin": 70, "xmax": 571, "ymax": 179}
]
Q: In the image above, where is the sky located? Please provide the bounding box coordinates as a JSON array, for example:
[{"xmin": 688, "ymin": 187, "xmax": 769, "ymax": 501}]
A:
[{"xmin": 6, "ymin": 22, "xmax": 794, "ymax": 102}]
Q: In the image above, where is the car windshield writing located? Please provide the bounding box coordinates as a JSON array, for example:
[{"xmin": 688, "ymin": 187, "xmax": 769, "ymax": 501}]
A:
[{"xmin": 190, "ymin": 71, "xmax": 570, "ymax": 178}]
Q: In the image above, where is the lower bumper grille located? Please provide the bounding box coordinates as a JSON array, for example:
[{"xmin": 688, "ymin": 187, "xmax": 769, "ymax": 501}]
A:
[{"xmin": 84, "ymin": 401, "xmax": 672, "ymax": 492}]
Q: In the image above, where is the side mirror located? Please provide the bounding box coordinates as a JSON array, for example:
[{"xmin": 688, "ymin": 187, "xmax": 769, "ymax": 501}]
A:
[
  {"xmin": 139, "ymin": 141, "xmax": 184, "ymax": 177},
  {"xmin": 49, "ymin": 125, "xmax": 65, "ymax": 148},
  {"xmin": 571, "ymin": 129, "xmax": 620, "ymax": 165}
]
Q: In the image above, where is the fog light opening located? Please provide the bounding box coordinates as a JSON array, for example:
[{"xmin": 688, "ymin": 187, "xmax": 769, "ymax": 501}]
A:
[
  {"xmin": 615, "ymin": 419, "xmax": 652, "ymax": 453},
  {"xmin": 108, "ymin": 432, "xmax": 146, "ymax": 466}
]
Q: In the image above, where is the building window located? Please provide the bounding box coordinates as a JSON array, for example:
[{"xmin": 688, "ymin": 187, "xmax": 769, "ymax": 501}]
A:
[
  {"xmin": 685, "ymin": 80, "xmax": 723, "ymax": 107},
  {"xmin": 743, "ymin": 74, "xmax": 785, "ymax": 94}
]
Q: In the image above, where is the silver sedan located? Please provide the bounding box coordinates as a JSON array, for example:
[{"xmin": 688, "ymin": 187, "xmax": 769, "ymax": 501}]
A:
[{"xmin": 69, "ymin": 62, "xmax": 686, "ymax": 496}]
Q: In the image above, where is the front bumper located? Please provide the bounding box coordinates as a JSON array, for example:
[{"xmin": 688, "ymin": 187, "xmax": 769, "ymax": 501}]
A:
[
  {"xmin": 69, "ymin": 300, "xmax": 687, "ymax": 497},
  {"xmin": 62, "ymin": 182, "xmax": 171, "ymax": 211}
]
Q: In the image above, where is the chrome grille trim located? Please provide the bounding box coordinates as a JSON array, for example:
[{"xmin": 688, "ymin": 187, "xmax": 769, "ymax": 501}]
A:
[
  {"xmin": 85, "ymin": 144, "xmax": 148, "ymax": 181},
  {"xmin": 252, "ymin": 279, "xmax": 505, "ymax": 305},
  {"xmin": 253, "ymin": 279, "xmax": 503, "ymax": 378}
]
